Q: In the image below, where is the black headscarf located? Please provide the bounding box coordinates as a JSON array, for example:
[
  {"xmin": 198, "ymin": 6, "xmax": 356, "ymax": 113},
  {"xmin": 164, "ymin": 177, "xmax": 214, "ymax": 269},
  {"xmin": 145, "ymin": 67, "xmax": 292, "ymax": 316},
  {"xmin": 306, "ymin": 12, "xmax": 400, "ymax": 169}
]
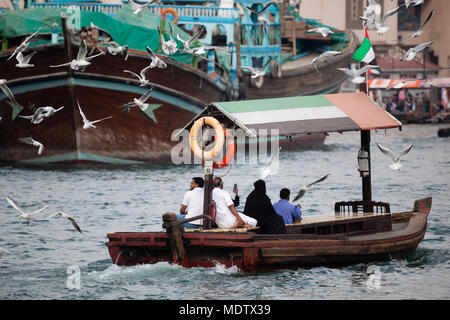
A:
[{"xmin": 244, "ymin": 180, "xmax": 286, "ymax": 234}]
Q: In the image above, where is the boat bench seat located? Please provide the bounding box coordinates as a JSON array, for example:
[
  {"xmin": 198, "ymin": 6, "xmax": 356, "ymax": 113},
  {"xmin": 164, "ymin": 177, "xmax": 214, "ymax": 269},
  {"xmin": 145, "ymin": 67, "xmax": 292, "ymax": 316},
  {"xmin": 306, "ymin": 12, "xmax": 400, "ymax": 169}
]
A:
[{"xmin": 334, "ymin": 200, "xmax": 390, "ymax": 214}]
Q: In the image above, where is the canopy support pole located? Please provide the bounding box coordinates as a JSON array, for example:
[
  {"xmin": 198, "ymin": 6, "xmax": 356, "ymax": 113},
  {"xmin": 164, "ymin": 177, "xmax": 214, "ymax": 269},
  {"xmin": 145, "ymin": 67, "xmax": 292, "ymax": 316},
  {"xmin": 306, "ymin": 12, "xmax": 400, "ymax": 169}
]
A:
[
  {"xmin": 360, "ymin": 81, "xmax": 372, "ymax": 210},
  {"xmin": 203, "ymin": 161, "xmax": 214, "ymax": 229}
]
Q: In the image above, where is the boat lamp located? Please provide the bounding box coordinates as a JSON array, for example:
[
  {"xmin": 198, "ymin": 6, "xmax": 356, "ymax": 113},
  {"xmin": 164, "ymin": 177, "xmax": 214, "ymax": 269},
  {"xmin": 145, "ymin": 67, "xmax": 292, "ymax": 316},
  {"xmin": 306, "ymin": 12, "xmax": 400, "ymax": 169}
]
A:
[{"xmin": 357, "ymin": 149, "xmax": 370, "ymax": 177}]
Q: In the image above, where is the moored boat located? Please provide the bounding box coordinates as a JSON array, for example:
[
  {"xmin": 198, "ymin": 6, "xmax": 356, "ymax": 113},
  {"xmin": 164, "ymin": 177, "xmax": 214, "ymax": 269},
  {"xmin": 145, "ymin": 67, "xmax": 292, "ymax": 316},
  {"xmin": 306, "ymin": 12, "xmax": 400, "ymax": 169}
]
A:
[{"xmin": 0, "ymin": 1, "xmax": 357, "ymax": 164}]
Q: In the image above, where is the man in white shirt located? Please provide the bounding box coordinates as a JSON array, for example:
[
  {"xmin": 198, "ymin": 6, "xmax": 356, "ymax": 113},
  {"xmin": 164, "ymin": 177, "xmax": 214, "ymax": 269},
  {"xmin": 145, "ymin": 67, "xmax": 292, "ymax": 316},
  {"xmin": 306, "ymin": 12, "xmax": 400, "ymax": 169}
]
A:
[
  {"xmin": 178, "ymin": 177, "xmax": 204, "ymax": 227},
  {"xmin": 212, "ymin": 177, "xmax": 257, "ymax": 229}
]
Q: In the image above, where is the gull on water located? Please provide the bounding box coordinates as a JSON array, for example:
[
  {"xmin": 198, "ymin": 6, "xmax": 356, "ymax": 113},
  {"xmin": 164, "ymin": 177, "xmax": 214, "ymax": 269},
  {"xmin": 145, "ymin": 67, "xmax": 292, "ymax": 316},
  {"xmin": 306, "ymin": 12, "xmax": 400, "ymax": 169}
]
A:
[
  {"xmin": 240, "ymin": 57, "xmax": 273, "ymax": 79},
  {"xmin": 401, "ymin": 10, "xmax": 433, "ymax": 40},
  {"xmin": 19, "ymin": 106, "xmax": 64, "ymax": 124},
  {"xmin": 146, "ymin": 46, "xmax": 167, "ymax": 69},
  {"xmin": 121, "ymin": 87, "xmax": 154, "ymax": 112},
  {"xmin": 18, "ymin": 137, "xmax": 44, "ymax": 155},
  {"xmin": 307, "ymin": 27, "xmax": 334, "ymax": 38},
  {"xmin": 244, "ymin": 1, "xmax": 278, "ymax": 34},
  {"xmin": 7, "ymin": 27, "xmax": 41, "ymax": 61},
  {"xmin": 377, "ymin": 143, "xmax": 413, "ymax": 171},
  {"xmin": 50, "ymin": 40, "xmax": 104, "ymax": 71},
  {"xmin": 337, "ymin": 65, "xmax": 380, "ymax": 84},
  {"xmin": 47, "ymin": 212, "xmax": 83, "ymax": 234},
  {"xmin": 158, "ymin": 25, "xmax": 178, "ymax": 55},
  {"xmin": 77, "ymin": 100, "xmax": 112, "ymax": 129},
  {"xmin": 123, "ymin": 66, "xmax": 152, "ymax": 87},
  {"xmin": 401, "ymin": 41, "xmax": 433, "ymax": 61},
  {"xmin": 404, "ymin": 0, "xmax": 424, "ymax": 8},
  {"xmin": 15, "ymin": 51, "xmax": 37, "ymax": 68},
  {"xmin": 311, "ymin": 51, "xmax": 342, "ymax": 72},
  {"xmin": 359, "ymin": 4, "xmax": 404, "ymax": 34},
  {"xmin": 260, "ymin": 146, "xmax": 281, "ymax": 180},
  {"xmin": 129, "ymin": 0, "xmax": 152, "ymax": 19},
  {"xmin": 6, "ymin": 196, "xmax": 47, "ymax": 226},
  {"xmin": 176, "ymin": 27, "xmax": 205, "ymax": 53},
  {"xmin": 0, "ymin": 79, "xmax": 19, "ymax": 106},
  {"xmin": 106, "ymin": 41, "xmax": 130, "ymax": 60},
  {"xmin": 292, "ymin": 174, "xmax": 330, "ymax": 202}
]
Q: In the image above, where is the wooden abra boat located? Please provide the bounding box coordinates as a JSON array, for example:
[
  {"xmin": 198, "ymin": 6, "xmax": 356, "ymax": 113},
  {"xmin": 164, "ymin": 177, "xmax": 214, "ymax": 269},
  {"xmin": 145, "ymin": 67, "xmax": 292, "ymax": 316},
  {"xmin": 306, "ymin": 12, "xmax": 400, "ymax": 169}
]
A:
[
  {"xmin": 106, "ymin": 91, "xmax": 433, "ymax": 271},
  {"xmin": 106, "ymin": 198, "xmax": 431, "ymax": 271}
]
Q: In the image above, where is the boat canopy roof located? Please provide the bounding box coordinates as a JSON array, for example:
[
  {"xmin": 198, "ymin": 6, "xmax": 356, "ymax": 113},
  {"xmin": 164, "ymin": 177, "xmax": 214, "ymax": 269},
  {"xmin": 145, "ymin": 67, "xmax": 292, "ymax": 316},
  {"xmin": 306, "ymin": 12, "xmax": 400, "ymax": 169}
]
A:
[{"xmin": 178, "ymin": 92, "xmax": 402, "ymax": 137}]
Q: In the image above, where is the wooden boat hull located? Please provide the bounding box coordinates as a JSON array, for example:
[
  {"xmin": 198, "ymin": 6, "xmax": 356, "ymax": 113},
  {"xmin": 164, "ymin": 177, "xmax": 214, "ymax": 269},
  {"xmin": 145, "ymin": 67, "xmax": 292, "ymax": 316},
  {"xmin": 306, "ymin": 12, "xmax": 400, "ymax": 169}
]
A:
[{"xmin": 106, "ymin": 198, "xmax": 432, "ymax": 271}]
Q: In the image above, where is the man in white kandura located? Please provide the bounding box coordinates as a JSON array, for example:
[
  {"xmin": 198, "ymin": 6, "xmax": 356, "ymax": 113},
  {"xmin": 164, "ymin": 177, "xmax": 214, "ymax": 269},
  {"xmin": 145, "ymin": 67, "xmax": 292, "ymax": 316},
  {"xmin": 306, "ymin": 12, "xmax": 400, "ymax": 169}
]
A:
[
  {"xmin": 178, "ymin": 177, "xmax": 205, "ymax": 228},
  {"xmin": 212, "ymin": 177, "xmax": 257, "ymax": 229}
]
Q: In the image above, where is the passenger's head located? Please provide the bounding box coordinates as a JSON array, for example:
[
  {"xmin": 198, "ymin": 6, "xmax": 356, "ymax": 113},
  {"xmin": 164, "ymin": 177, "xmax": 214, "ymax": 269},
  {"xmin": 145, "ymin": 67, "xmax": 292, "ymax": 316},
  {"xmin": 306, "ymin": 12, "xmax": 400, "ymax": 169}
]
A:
[
  {"xmin": 213, "ymin": 176, "xmax": 223, "ymax": 188},
  {"xmin": 191, "ymin": 177, "xmax": 204, "ymax": 190},
  {"xmin": 280, "ymin": 188, "xmax": 290, "ymax": 200},
  {"xmin": 253, "ymin": 179, "xmax": 266, "ymax": 194}
]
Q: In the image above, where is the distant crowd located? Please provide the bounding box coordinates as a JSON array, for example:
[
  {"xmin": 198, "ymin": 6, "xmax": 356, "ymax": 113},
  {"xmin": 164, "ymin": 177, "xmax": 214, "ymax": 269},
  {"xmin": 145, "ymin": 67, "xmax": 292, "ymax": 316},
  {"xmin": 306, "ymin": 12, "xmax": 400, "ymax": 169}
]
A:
[{"xmin": 371, "ymin": 89, "xmax": 436, "ymax": 114}]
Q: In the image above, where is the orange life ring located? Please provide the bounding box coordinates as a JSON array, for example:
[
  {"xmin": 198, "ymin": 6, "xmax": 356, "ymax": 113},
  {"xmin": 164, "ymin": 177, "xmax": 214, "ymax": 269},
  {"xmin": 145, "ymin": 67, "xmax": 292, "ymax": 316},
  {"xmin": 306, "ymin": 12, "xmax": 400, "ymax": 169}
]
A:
[
  {"xmin": 213, "ymin": 128, "xmax": 235, "ymax": 169},
  {"xmin": 190, "ymin": 116, "xmax": 225, "ymax": 161},
  {"xmin": 161, "ymin": 8, "xmax": 179, "ymax": 24}
]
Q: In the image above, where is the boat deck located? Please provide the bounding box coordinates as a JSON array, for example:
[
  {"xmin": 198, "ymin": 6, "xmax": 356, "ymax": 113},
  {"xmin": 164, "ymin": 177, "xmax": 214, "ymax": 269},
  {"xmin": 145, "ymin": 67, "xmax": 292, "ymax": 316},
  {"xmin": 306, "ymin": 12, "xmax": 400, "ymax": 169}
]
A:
[{"xmin": 184, "ymin": 211, "xmax": 392, "ymax": 233}]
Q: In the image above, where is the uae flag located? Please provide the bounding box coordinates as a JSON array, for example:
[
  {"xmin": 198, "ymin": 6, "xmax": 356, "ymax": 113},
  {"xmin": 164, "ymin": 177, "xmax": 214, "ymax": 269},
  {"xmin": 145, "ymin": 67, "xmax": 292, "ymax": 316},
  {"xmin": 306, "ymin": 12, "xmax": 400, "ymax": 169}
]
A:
[{"xmin": 352, "ymin": 29, "xmax": 376, "ymax": 64}]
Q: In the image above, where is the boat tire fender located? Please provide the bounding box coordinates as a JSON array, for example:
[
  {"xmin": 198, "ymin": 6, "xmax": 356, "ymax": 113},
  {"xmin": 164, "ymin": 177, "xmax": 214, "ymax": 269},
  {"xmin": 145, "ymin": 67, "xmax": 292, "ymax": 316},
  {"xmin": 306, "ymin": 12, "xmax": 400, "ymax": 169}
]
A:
[
  {"xmin": 250, "ymin": 76, "xmax": 264, "ymax": 88},
  {"xmin": 190, "ymin": 117, "xmax": 225, "ymax": 161},
  {"xmin": 270, "ymin": 60, "xmax": 282, "ymax": 79},
  {"xmin": 161, "ymin": 8, "xmax": 179, "ymax": 24}
]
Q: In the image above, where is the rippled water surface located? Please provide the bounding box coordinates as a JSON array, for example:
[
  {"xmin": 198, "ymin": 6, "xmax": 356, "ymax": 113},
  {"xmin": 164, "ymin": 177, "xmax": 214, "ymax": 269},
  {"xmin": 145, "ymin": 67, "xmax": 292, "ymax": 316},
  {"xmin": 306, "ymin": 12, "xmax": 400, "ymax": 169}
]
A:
[{"xmin": 0, "ymin": 124, "xmax": 449, "ymax": 299}]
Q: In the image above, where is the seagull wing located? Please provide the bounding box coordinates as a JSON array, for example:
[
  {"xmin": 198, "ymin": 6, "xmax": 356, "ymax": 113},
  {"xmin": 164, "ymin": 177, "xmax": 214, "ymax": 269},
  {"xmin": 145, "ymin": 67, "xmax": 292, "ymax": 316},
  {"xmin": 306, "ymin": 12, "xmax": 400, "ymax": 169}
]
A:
[
  {"xmin": 418, "ymin": 10, "xmax": 433, "ymax": 31},
  {"xmin": 377, "ymin": 143, "xmax": 397, "ymax": 162},
  {"xmin": 381, "ymin": 5, "xmax": 402, "ymax": 25},
  {"xmin": 259, "ymin": 146, "xmax": 281, "ymax": 179},
  {"xmin": 187, "ymin": 27, "xmax": 205, "ymax": 45},
  {"xmin": 293, "ymin": 174, "xmax": 329, "ymax": 202},
  {"xmin": 77, "ymin": 40, "xmax": 88, "ymax": 61},
  {"xmin": 397, "ymin": 144, "xmax": 413, "ymax": 161},
  {"xmin": 30, "ymin": 205, "xmax": 48, "ymax": 215},
  {"xmin": 414, "ymin": 41, "xmax": 433, "ymax": 52},
  {"xmin": 140, "ymin": 65, "xmax": 152, "ymax": 79},
  {"xmin": 77, "ymin": 101, "xmax": 88, "ymax": 122},
  {"xmin": 240, "ymin": 66, "xmax": 256, "ymax": 73},
  {"xmin": 18, "ymin": 137, "xmax": 35, "ymax": 146},
  {"xmin": 358, "ymin": 64, "xmax": 379, "ymax": 75},
  {"xmin": 24, "ymin": 27, "xmax": 41, "ymax": 43},
  {"xmin": 91, "ymin": 116, "xmax": 112, "ymax": 124},
  {"xmin": 6, "ymin": 197, "xmax": 26, "ymax": 215},
  {"xmin": 260, "ymin": 1, "xmax": 276, "ymax": 13},
  {"xmin": 244, "ymin": 6, "xmax": 258, "ymax": 14},
  {"xmin": 67, "ymin": 216, "xmax": 83, "ymax": 233},
  {"xmin": 123, "ymin": 69, "xmax": 140, "ymax": 79},
  {"xmin": 50, "ymin": 62, "xmax": 71, "ymax": 68},
  {"xmin": 85, "ymin": 52, "xmax": 104, "ymax": 61},
  {"xmin": 0, "ymin": 83, "xmax": 19, "ymax": 105},
  {"xmin": 138, "ymin": 87, "xmax": 153, "ymax": 102},
  {"xmin": 22, "ymin": 51, "xmax": 37, "ymax": 64}
]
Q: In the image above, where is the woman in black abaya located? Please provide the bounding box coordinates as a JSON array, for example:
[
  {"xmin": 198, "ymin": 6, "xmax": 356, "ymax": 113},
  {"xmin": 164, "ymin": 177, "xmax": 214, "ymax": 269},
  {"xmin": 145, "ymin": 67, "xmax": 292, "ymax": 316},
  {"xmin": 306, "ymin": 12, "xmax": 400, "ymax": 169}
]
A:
[{"xmin": 244, "ymin": 180, "xmax": 286, "ymax": 234}]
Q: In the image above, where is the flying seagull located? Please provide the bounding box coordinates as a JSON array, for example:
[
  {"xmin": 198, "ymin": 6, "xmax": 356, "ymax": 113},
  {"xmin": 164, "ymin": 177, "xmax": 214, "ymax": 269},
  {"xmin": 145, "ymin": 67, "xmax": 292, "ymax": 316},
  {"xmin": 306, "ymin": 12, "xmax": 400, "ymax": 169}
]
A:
[
  {"xmin": 244, "ymin": 1, "xmax": 277, "ymax": 34},
  {"xmin": 129, "ymin": 0, "xmax": 152, "ymax": 19},
  {"xmin": 260, "ymin": 146, "xmax": 281, "ymax": 180},
  {"xmin": 123, "ymin": 66, "xmax": 152, "ymax": 87},
  {"xmin": 240, "ymin": 57, "xmax": 273, "ymax": 79},
  {"xmin": 307, "ymin": 27, "xmax": 334, "ymax": 38},
  {"xmin": 404, "ymin": 0, "xmax": 424, "ymax": 8},
  {"xmin": 158, "ymin": 25, "xmax": 178, "ymax": 55},
  {"xmin": 401, "ymin": 41, "xmax": 433, "ymax": 61},
  {"xmin": 359, "ymin": 4, "xmax": 404, "ymax": 34},
  {"xmin": 121, "ymin": 87, "xmax": 153, "ymax": 112},
  {"xmin": 50, "ymin": 40, "xmax": 104, "ymax": 71},
  {"xmin": 401, "ymin": 10, "xmax": 434, "ymax": 40},
  {"xmin": 47, "ymin": 212, "xmax": 83, "ymax": 234},
  {"xmin": 146, "ymin": 46, "xmax": 167, "ymax": 69},
  {"xmin": 176, "ymin": 27, "xmax": 205, "ymax": 53},
  {"xmin": 7, "ymin": 28, "xmax": 41, "ymax": 61},
  {"xmin": 0, "ymin": 79, "xmax": 19, "ymax": 106},
  {"xmin": 311, "ymin": 51, "xmax": 342, "ymax": 72},
  {"xmin": 6, "ymin": 196, "xmax": 47, "ymax": 226},
  {"xmin": 77, "ymin": 101, "xmax": 112, "ymax": 129},
  {"xmin": 377, "ymin": 143, "xmax": 413, "ymax": 171},
  {"xmin": 292, "ymin": 174, "xmax": 330, "ymax": 202},
  {"xmin": 18, "ymin": 137, "xmax": 44, "ymax": 155},
  {"xmin": 385, "ymin": 79, "xmax": 423, "ymax": 91},
  {"xmin": 15, "ymin": 51, "xmax": 37, "ymax": 68},
  {"xmin": 19, "ymin": 106, "xmax": 64, "ymax": 124},
  {"xmin": 106, "ymin": 41, "xmax": 130, "ymax": 60},
  {"xmin": 337, "ymin": 65, "xmax": 380, "ymax": 84}
]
